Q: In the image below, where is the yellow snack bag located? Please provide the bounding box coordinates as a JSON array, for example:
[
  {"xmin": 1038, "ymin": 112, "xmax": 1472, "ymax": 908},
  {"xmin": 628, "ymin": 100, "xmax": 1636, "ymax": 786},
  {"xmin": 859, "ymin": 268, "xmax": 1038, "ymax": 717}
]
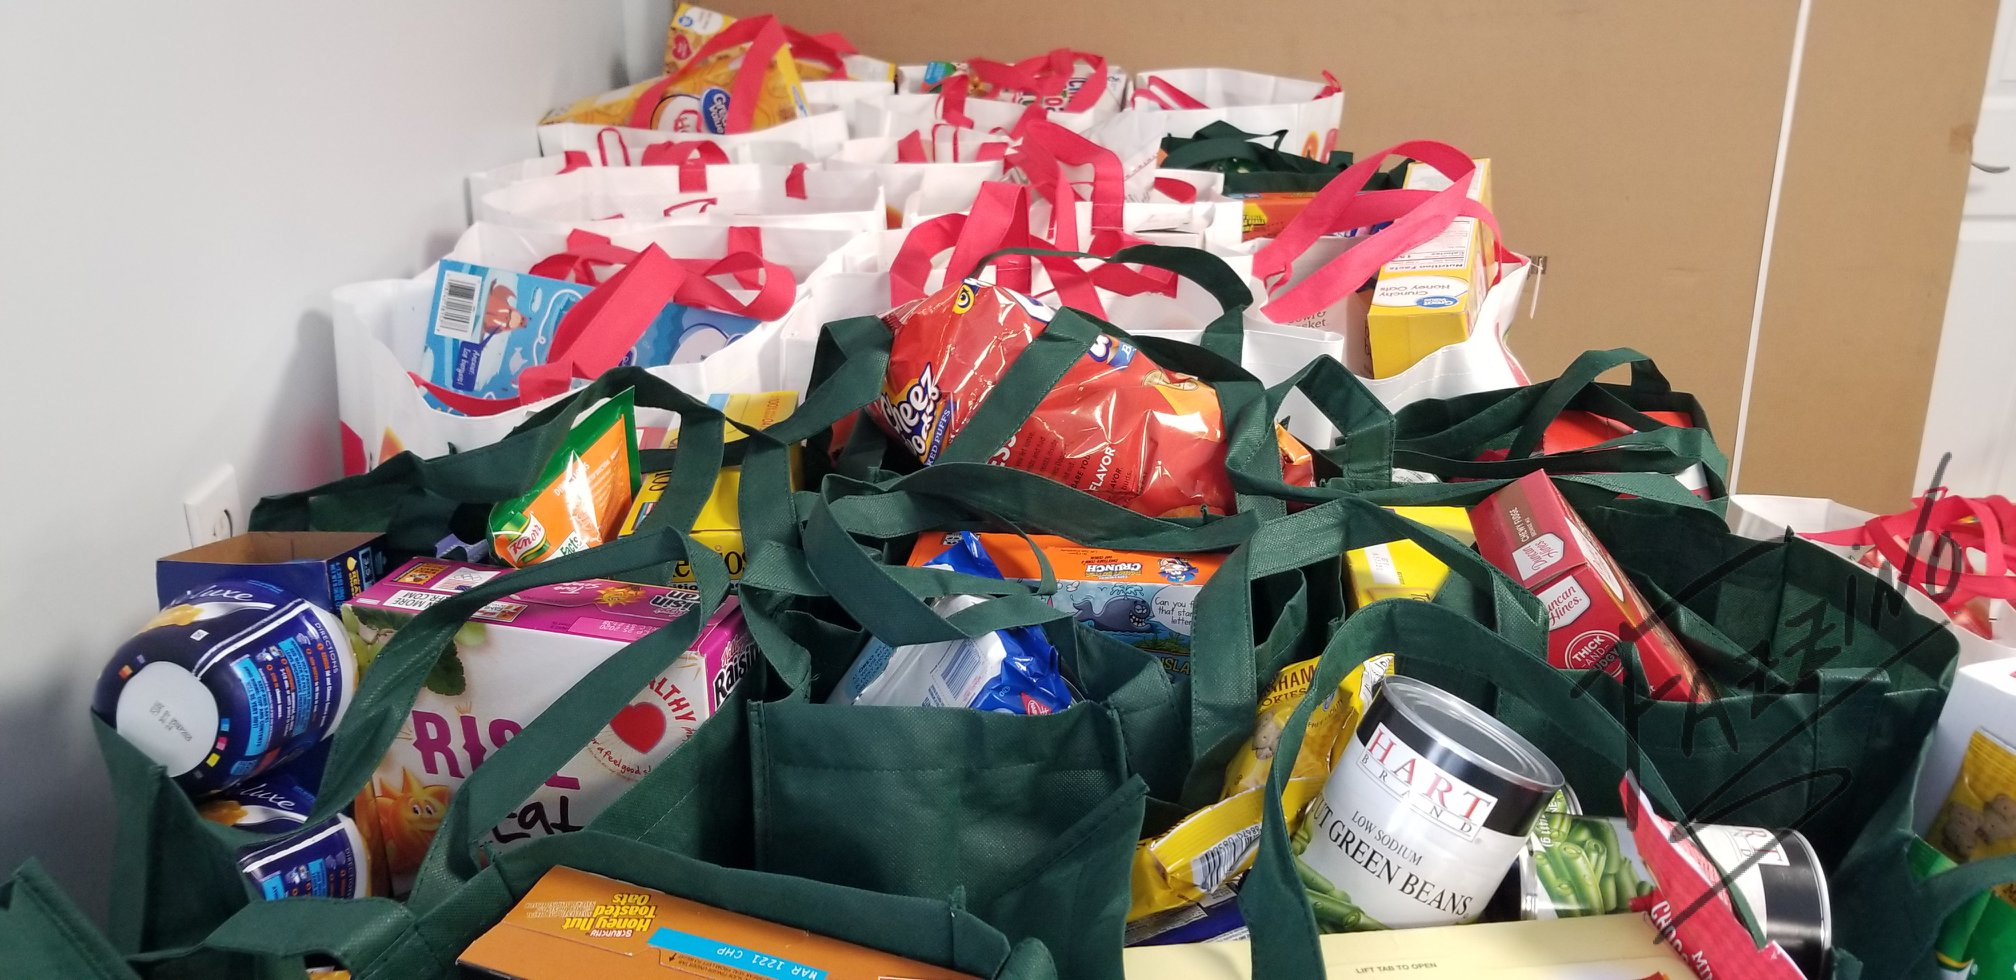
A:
[
  {"xmin": 665, "ymin": 3, "xmax": 894, "ymax": 84},
  {"xmin": 1129, "ymin": 653, "xmax": 1393, "ymax": 922},
  {"xmin": 1222, "ymin": 653, "xmax": 1392, "ymax": 798},
  {"xmin": 1931, "ymin": 730, "xmax": 2016, "ymax": 908},
  {"xmin": 489, "ymin": 391, "xmax": 640, "ymax": 567},
  {"xmin": 1345, "ymin": 506, "xmax": 1476, "ymax": 609},
  {"xmin": 547, "ymin": 14, "xmax": 807, "ymax": 134}
]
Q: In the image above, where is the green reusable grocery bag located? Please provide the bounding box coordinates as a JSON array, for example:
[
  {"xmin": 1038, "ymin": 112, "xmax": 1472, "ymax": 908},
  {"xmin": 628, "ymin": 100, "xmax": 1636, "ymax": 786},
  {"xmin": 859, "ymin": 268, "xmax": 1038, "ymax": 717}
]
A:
[
  {"xmin": 0, "ymin": 861, "xmax": 139, "ymax": 980},
  {"xmin": 1233, "ymin": 348, "xmax": 1728, "ymax": 508},
  {"xmin": 1159, "ymin": 121, "xmax": 1409, "ymax": 196},
  {"xmin": 97, "ymin": 376, "xmax": 735, "ymax": 976}
]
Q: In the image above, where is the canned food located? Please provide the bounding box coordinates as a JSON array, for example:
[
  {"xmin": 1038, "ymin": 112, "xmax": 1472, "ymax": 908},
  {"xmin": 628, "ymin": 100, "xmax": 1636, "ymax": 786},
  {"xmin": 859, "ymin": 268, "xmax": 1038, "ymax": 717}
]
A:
[
  {"xmin": 1521, "ymin": 813, "xmax": 1831, "ymax": 978},
  {"xmin": 95, "ymin": 579, "xmax": 355, "ymax": 793},
  {"xmin": 1293, "ymin": 676, "xmax": 1564, "ymax": 931},
  {"xmin": 200, "ymin": 773, "xmax": 375, "ymax": 900}
]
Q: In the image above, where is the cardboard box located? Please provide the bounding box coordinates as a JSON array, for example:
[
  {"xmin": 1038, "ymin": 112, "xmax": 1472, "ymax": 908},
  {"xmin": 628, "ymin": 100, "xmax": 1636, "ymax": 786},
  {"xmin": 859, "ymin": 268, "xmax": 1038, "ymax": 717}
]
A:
[
  {"xmin": 157, "ymin": 531, "xmax": 387, "ymax": 611},
  {"xmin": 1120, "ymin": 911, "xmax": 1694, "ymax": 978},
  {"xmin": 1471, "ymin": 471, "xmax": 1711, "ymax": 702},
  {"xmin": 343, "ymin": 559, "xmax": 752, "ymax": 894},
  {"xmin": 1366, "ymin": 158, "xmax": 1494, "ymax": 378},
  {"xmin": 1474, "ymin": 409, "xmax": 1712, "ymax": 499},
  {"xmin": 1345, "ymin": 506, "xmax": 1474, "ymax": 609},
  {"xmin": 910, "ymin": 532, "xmax": 1223, "ymax": 678},
  {"xmin": 458, "ymin": 866, "xmax": 980, "ymax": 980},
  {"xmin": 620, "ymin": 391, "xmax": 800, "ymax": 583}
]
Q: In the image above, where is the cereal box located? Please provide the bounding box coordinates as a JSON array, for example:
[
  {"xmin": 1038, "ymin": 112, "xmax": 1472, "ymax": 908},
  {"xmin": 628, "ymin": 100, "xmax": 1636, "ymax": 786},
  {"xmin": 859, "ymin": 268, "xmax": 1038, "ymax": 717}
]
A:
[
  {"xmin": 1366, "ymin": 159, "xmax": 1496, "ymax": 378},
  {"xmin": 618, "ymin": 391, "xmax": 801, "ymax": 583},
  {"xmin": 343, "ymin": 559, "xmax": 753, "ymax": 895},
  {"xmin": 910, "ymin": 533, "xmax": 1221, "ymax": 677}
]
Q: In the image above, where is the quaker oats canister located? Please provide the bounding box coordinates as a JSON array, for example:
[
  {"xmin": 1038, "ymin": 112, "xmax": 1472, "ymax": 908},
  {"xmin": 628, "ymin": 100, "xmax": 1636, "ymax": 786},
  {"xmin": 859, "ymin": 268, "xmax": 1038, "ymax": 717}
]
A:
[{"xmin": 1293, "ymin": 676, "xmax": 1564, "ymax": 932}]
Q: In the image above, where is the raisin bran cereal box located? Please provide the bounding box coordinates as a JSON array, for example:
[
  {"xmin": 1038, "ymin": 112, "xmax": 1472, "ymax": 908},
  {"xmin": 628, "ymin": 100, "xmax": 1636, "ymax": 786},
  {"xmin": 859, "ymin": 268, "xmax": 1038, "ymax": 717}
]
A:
[
  {"xmin": 343, "ymin": 560, "xmax": 752, "ymax": 895},
  {"xmin": 1470, "ymin": 471, "xmax": 1711, "ymax": 702}
]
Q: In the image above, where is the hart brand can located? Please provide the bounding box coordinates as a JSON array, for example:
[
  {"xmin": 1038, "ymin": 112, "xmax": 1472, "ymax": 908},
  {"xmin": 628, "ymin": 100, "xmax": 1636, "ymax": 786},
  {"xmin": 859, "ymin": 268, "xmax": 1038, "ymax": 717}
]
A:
[
  {"xmin": 1293, "ymin": 676, "xmax": 1564, "ymax": 932},
  {"xmin": 200, "ymin": 773, "xmax": 376, "ymax": 900},
  {"xmin": 1520, "ymin": 813, "xmax": 1831, "ymax": 978},
  {"xmin": 94, "ymin": 579, "xmax": 355, "ymax": 793}
]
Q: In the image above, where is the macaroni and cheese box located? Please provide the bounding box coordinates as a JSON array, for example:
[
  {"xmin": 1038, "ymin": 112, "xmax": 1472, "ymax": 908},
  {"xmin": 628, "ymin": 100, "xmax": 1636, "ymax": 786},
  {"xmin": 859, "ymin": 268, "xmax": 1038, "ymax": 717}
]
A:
[
  {"xmin": 619, "ymin": 391, "xmax": 801, "ymax": 582},
  {"xmin": 1470, "ymin": 471, "xmax": 1711, "ymax": 702},
  {"xmin": 343, "ymin": 560, "xmax": 753, "ymax": 895},
  {"xmin": 1366, "ymin": 159, "xmax": 1496, "ymax": 378},
  {"xmin": 1344, "ymin": 507, "xmax": 1474, "ymax": 608},
  {"xmin": 459, "ymin": 867, "xmax": 980, "ymax": 980},
  {"xmin": 423, "ymin": 261, "xmax": 760, "ymax": 409},
  {"xmin": 909, "ymin": 533, "xmax": 1220, "ymax": 677},
  {"xmin": 157, "ymin": 531, "xmax": 387, "ymax": 612}
]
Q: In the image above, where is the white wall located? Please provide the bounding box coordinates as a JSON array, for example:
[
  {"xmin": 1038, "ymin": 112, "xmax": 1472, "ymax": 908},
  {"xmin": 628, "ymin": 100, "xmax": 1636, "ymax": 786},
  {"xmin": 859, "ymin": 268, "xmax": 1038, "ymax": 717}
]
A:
[{"xmin": 0, "ymin": 1, "xmax": 644, "ymax": 922}]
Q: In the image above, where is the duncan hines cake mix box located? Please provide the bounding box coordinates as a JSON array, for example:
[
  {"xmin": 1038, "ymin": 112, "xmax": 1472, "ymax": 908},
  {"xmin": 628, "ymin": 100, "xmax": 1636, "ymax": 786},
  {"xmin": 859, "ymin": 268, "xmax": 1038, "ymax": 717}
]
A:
[
  {"xmin": 1470, "ymin": 471, "xmax": 1711, "ymax": 702},
  {"xmin": 342, "ymin": 559, "xmax": 753, "ymax": 894}
]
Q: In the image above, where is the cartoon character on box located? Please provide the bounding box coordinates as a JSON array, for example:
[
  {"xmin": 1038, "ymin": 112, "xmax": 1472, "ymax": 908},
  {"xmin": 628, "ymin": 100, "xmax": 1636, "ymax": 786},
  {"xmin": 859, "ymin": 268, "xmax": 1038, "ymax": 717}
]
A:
[
  {"xmin": 1160, "ymin": 557, "xmax": 1199, "ymax": 584},
  {"xmin": 374, "ymin": 770, "xmax": 452, "ymax": 877},
  {"xmin": 483, "ymin": 282, "xmax": 526, "ymax": 334}
]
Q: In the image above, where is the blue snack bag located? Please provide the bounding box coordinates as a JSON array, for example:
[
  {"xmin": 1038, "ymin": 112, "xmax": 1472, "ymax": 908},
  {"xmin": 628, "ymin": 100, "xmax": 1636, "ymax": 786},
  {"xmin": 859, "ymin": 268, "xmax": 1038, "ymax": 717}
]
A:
[{"xmin": 828, "ymin": 532, "xmax": 1074, "ymax": 715}]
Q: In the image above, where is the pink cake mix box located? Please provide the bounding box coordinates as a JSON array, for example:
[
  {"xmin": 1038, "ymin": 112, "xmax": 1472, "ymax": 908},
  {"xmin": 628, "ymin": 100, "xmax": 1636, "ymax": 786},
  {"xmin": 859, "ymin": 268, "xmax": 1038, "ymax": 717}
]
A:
[{"xmin": 341, "ymin": 559, "xmax": 753, "ymax": 895}]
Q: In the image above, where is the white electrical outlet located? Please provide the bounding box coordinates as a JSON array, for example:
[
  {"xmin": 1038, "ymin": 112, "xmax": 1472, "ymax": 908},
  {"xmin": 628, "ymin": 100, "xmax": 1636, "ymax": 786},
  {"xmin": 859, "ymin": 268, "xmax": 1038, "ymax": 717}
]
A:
[{"xmin": 182, "ymin": 465, "xmax": 243, "ymax": 546}]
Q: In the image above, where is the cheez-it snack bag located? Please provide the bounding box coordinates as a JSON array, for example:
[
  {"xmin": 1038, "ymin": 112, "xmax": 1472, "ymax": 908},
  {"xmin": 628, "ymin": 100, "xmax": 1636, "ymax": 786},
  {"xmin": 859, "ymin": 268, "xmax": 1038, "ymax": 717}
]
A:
[{"xmin": 870, "ymin": 278, "xmax": 1312, "ymax": 517}]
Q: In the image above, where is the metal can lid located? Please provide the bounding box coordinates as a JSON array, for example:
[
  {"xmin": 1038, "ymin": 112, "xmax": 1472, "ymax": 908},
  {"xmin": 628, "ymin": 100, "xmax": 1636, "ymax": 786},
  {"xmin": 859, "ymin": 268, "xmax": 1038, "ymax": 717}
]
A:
[{"xmin": 1379, "ymin": 676, "xmax": 1565, "ymax": 794}]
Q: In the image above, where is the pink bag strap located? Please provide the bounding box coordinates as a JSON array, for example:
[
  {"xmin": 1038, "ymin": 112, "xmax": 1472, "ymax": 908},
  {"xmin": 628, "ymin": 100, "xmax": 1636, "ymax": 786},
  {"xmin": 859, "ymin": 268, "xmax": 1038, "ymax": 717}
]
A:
[
  {"xmin": 594, "ymin": 127, "xmax": 633, "ymax": 166},
  {"xmin": 891, "ymin": 182, "xmax": 1036, "ymax": 303},
  {"xmin": 1152, "ymin": 177, "xmax": 1199, "ymax": 203},
  {"xmin": 1804, "ymin": 495, "xmax": 2016, "ymax": 609},
  {"xmin": 1253, "ymin": 141, "xmax": 1510, "ymax": 322},
  {"xmin": 784, "ymin": 27, "xmax": 854, "ymax": 78},
  {"xmin": 558, "ymin": 150, "xmax": 593, "ymax": 174},
  {"xmin": 661, "ymin": 197, "xmax": 720, "ymax": 217},
  {"xmin": 971, "ymin": 49, "xmax": 1109, "ymax": 114},
  {"xmin": 1013, "ymin": 120, "xmax": 1128, "ymax": 253},
  {"xmin": 1317, "ymin": 71, "xmax": 1342, "ymax": 98},
  {"xmin": 896, "ymin": 131, "xmax": 929, "ymax": 163},
  {"xmin": 629, "ymin": 15, "xmax": 787, "ymax": 133},
  {"xmin": 785, "ymin": 162, "xmax": 809, "ymax": 200},
  {"xmin": 638, "ymin": 140, "xmax": 730, "ymax": 192},
  {"xmin": 1133, "ymin": 75, "xmax": 1209, "ymax": 110},
  {"xmin": 529, "ymin": 229, "xmax": 642, "ymax": 283}
]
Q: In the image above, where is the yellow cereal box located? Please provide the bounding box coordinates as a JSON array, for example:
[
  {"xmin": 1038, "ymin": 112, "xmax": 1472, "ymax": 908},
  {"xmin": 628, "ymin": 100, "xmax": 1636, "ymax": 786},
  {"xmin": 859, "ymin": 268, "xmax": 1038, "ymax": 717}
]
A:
[
  {"xmin": 665, "ymin": 3, "xmax": 894, "ymax": 83},
  {"xmin": 1366, "ymin": 160, "xmax": 1495, "ymax": 378},
  {"xmin": 618, "ymin": 392, "xmax": 801, "ymax": 583},
  {"xmin": 1345, "ymin": 506, "xmax": 1476, "ymax": 609}
]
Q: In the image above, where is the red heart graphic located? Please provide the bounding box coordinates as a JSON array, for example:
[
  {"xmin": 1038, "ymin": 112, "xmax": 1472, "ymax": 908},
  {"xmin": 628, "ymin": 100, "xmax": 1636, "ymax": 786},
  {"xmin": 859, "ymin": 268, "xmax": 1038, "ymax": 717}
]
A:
[{"xmin": 609, "ymin": 702, "xmax": 665, "ymax": 752}]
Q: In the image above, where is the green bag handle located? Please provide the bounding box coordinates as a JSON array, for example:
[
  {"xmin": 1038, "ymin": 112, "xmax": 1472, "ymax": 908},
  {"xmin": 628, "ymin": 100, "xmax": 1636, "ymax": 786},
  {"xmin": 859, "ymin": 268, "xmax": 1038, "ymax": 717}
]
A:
[
  {"xmin": 1508, "ymin": 348, "xmax": 1680, "ymax": 459},
  {"xmin": 250, "ymin": 368, "xmax": 728, "ymax": 556},
  {"xmin": 1238, "ymin": 600, "xmax": 1690, "ymax": 978}
]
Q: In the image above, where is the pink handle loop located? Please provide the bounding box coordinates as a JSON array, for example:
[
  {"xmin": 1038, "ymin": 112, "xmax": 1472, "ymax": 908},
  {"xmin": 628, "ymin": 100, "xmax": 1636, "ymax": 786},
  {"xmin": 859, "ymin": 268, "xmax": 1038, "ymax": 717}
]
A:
[
  {"xmin": 896, "ymin": 131, "xmax": 928, "ymax": 163},
  {"xmin": 529, "ymin": 229, "xmax": 642, "ymax": 284},
  {"xmin": 631, "ymin": 15, "xmax": 787, "ymax": 133},
  {"xmin": 785, "ymin": 162, "xmax": 809, "ymax": 200},
  {"xmin": 783, "ymin": 27, "xmax": 852, "ymax": 78},
  {"xmin": 1805, "ymin": 495, "xmax": 2016, "ymax": 608},
  {"xmin": 1013, "ymin": 119, "xmax": 1128, "ymax": 252},
  {"xmin": 1152, "ymin": 176, "xmax": 1200, "ymax": 203},
  {"xmin": 638, "ymin": 139, "xmax": 730, "ymax": 192},
  {"xmin": 558, "ymin": 150, "xmax": 593, "ymax": 175},
  {"xmin": 594, "ymin": 127, "xmax": 633, "ymax": 166},
  {"xmin": 1132, "ymin": 75, "xmax": 1209, "ymax": 110},
  {"xmin": 1253, "ymin": 141, "xmax": 1510, "ymax": 322}
]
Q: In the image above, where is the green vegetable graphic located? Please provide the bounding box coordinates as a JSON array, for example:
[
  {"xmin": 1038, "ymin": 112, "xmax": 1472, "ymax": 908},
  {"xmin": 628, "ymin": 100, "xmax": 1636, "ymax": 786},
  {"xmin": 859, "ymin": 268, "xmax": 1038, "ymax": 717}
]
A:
[{"xmin": 1294, "ymin": 853, "xmax": 1388, "ymax": 933}]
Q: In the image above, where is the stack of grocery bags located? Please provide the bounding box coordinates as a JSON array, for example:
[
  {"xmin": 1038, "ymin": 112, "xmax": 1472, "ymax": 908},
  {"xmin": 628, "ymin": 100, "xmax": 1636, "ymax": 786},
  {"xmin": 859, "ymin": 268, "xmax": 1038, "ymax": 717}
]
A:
[{"xmin": 28, "ymin": 6, "xmax": 2016, "ymax": 980}]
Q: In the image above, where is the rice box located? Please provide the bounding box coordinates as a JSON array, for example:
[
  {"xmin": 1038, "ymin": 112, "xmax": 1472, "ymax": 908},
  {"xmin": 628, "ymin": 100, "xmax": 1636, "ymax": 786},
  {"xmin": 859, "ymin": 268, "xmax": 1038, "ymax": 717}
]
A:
[
  {"xmin": 908, "ymin": 533, "xmax": 1221, "ymax": 677},
  {"xmin": 342, "ymin": 559, "xmax": 753, "ymax": 895}
]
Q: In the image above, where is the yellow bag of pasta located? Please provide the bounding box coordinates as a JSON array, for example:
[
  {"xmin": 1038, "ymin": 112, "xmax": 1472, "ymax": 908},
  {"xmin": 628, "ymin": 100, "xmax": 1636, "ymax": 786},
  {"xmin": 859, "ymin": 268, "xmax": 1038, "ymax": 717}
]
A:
[
  {"xmin": 1128, "ymin": 654, "xmax": 1392, "ymax": 921},
  {"xmin": 545, "ymin": 13, "xmax": 807, "ymax": 133}
]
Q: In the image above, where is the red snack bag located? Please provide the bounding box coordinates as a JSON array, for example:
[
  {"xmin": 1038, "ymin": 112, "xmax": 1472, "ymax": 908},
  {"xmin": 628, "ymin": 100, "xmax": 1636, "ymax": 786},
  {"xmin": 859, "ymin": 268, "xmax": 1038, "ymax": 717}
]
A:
[{"xmin": 870, "ymin": 277, "xmax": 1312, "ymax": 517}]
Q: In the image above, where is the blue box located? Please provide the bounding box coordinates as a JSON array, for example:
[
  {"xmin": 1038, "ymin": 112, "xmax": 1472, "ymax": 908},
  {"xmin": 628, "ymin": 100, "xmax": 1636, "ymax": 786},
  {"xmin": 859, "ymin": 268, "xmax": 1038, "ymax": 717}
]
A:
[{"xmin": 156, "ymin": 532, "xmax": 389, "ymax": 612}]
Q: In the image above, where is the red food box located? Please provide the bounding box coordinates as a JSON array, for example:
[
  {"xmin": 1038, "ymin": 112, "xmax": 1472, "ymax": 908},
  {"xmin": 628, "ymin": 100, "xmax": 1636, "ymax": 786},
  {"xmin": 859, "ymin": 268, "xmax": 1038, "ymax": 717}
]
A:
[
  {"xmin": 1470, "ymin": 470, "xmax": 1712, "ymax": 702},
  {"xmin": 1474, "ymin": 409, "xmax": 1712, "ymax": 498}
]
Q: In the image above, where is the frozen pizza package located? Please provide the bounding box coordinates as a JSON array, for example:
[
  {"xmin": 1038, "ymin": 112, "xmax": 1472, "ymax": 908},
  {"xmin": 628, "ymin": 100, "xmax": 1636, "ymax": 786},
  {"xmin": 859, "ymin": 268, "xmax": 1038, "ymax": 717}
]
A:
[{"xmin": 865, "ymin": 276, "xmax": 1313, "ymax": 517}]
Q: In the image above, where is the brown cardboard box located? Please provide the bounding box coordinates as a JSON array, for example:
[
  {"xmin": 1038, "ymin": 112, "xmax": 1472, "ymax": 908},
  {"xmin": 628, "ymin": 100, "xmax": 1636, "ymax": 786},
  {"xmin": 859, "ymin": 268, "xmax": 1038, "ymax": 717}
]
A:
[{"xmin": 458, "ymin": 867, "xmax": 980, "ymax": 980}]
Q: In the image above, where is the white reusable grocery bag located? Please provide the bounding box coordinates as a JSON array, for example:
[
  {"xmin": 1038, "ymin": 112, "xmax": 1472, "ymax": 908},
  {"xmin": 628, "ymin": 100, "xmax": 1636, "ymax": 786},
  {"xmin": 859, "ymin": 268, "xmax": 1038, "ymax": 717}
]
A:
[
  {"xmin": 823, "ymin": 137, "xmax": 1003, "ymax": 227},
  {"xmin": 1130, "ymin": 69, "xmax": 1344, "ymax": 158},
  {"xmin": 333, "ymin": 222, "xmax": 855, "ymax": 473},
  {"xmin": 468, "ymin": 140, "xmax": 815, "ymax": 204},
  {"xmin": 537, "ymin": 111, "xmax": 852, "ymax": 163},
  {"xmin": 1727, "ymin": 494, "xmax": 2016, "ymax": 668},
  {"xmin": 802, "ymin": 78, "xmax": 898, "ymax": 111},
  {"xmin": 473, "ymin": 164, "xmax": 885, "ymax": 236}
]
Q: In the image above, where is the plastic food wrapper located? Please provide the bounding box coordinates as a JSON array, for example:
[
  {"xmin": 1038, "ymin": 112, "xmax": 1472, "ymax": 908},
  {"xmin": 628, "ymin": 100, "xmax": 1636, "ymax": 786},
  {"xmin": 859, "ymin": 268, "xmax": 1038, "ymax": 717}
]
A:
[
  {"xmin": 1909, "ymin": 836, "xmax": 1995, "ymax": 976},
  {"xmin": 1931, "ymin": 730, "xmax": 2016, "ymax": 893},
  {"xmin": 665, "ymin": 3, "xmax": 894, "ymax": 83},
  {"xmin": 490, "ymin": 390, "xmax": 641, "ymax": 567},
  {"xmin": 870, "ymin": 277, "xmax": 1314, "ymax": 517},
  {"xmin": 545, "ymin": 15, "xmax": 807, "ymax": 133},
  {"xmin": 1123, "ymin": 882, "xmax": 1248, "ymax": 947},
  {"xmin": 1129, "ymin": 653, "xmax": 1391, "ymax": 922},
  {"xmin": 826, "ymin": 532, "xmax": 1073, "ymax": 715}
]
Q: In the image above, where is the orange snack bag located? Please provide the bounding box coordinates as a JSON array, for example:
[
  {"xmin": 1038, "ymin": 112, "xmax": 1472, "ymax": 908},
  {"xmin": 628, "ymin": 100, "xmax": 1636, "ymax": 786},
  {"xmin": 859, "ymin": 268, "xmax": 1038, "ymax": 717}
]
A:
[{"xmin": 489, "ymin": 391, "xmax": 641, "ymax": 567}]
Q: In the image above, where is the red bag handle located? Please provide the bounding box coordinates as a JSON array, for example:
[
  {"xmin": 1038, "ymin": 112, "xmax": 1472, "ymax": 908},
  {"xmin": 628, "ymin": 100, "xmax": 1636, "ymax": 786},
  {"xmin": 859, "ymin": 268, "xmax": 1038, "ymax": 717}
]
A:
[
  {"xmin": 638, "ymin": 140, "xmax": 730, "ymax": 192},
  {"xmin": 594, "ymin": 127, "xmax": 632, "ymax": 166},
  {"xmin": 629, "ymin": 15, "xmax": 787, "ymax": 133},
  {"xmin": 970, "ymin": 49, "xmax": 1109, "ymax": 114},
  {"xmin": 1804, "ymin": 495, "xmax": 2016, "ymax": 610},
  {"xmin": 784, "ymin": 27, "xmax": 854, "ymax": 78},
  {"xmin": 891, "ymin": 182, "xmax": 1035, "ymax": 303},
  {"xmin": 785, "ymin": 162, "xmax": 809, "ymax": 200},
  {"xmin": 1132, "ymin": 75, "xmax": 1209, "ymax": 110},
  {"xmin": 1012, "ymin": 121, "xmax": 1180, "ymax": 302},
  {"xmin": 558, "ymin": 150, "xmax": 593, "ymax": 174},
  {"xmin": 1253, "ymin": 141, "xmax": 1511, "ymax": 322},
  {"xmin": 1152, "ymin": 177, "xmax": 1199, "ymax": 203}
]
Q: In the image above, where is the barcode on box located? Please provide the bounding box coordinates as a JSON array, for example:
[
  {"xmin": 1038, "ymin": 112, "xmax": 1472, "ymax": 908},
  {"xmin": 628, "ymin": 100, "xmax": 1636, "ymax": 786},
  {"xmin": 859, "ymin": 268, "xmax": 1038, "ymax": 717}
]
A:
[
  {"xmin": 382, "ymin": 590, "xmax": 447, "ymax": 612},
  {"xmin": 941, "ymin": 640, "xmax": 982, "ymax": 700},
  {"xmin": 1189, "ymin": 825, "xmax": 1261, "ymax": 894},
  {"xmin": 433, "ymin": 269, "xmax": 483, "ymax": 341}
]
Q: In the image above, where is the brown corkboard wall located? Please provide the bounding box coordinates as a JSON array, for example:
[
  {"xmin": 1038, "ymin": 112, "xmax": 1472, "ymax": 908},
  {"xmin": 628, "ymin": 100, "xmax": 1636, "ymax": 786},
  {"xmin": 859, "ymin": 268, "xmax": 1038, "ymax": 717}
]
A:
[{"xmin": 696, "ymin": 0, "xmax": 1992, "ymax": 508}]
